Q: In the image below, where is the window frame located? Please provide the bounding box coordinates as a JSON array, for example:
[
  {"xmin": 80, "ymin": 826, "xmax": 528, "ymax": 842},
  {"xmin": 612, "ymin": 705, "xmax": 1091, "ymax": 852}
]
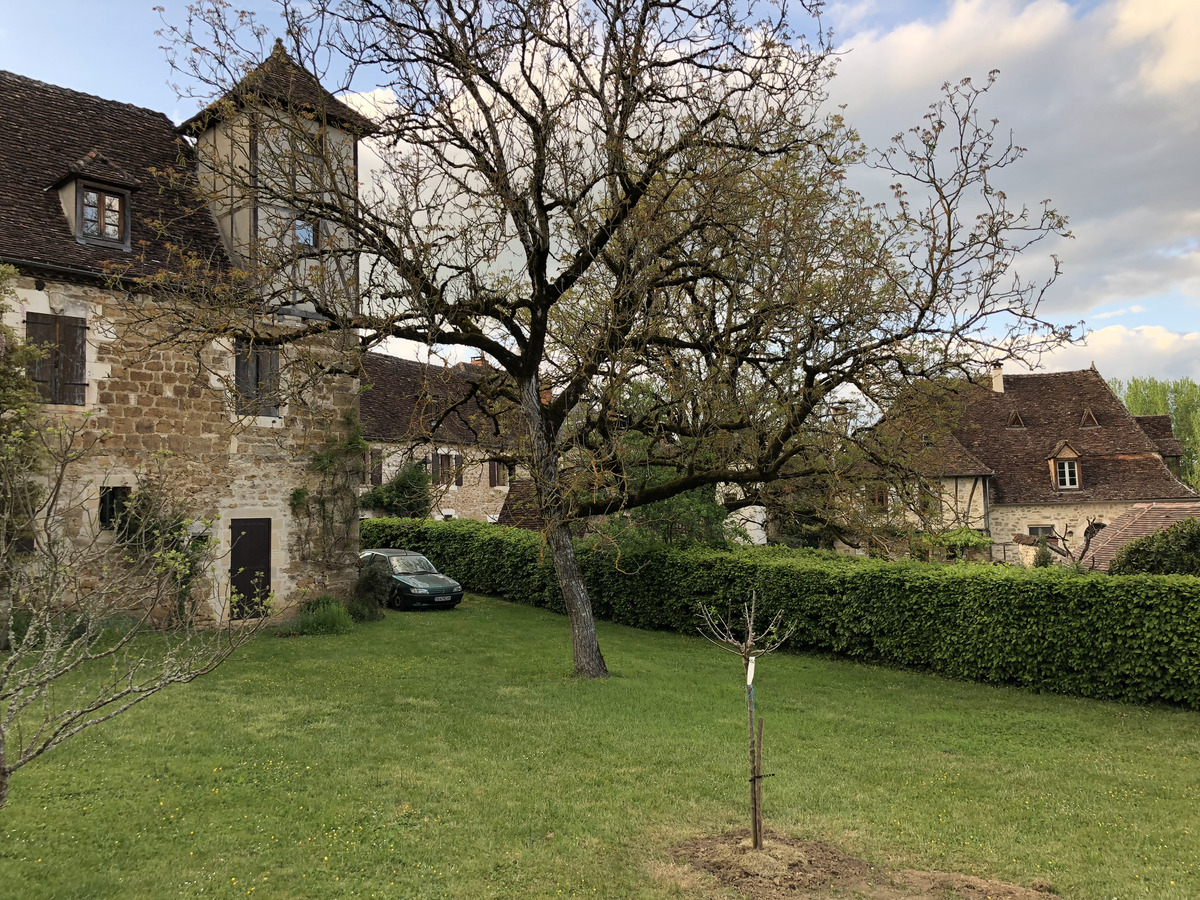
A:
[
  {"xmin": 1056, "ymin": 459, "xmax": 1079, "ymax": 490},
  {"xmin": 76, "ymin": 182, "xmax": 131, "ymax": 249}
]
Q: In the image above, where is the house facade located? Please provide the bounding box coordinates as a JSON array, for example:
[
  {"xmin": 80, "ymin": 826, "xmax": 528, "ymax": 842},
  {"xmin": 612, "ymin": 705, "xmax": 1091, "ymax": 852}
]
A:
[
  {"xmin": 921, "ymin": 366, "xmax": 1196, "ymax": 562},
  {"xmin": 360, "ymin": 353, "xmax": 524, "ymax": 524},
  {"xmin": 0, "ymin": 52, "xmax": 371, "ymax": 618}
]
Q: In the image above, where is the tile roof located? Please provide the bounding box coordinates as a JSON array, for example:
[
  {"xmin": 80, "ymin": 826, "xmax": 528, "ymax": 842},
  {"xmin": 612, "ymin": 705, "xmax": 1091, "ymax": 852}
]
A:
[
  {"xmin": 496, "ymin": 480, "xmax": 543, "ymax": 530},
  {"xmin": 947, "ymin": 368, "xmax": 1195, "ymax": 505},
  {"xmin": 179, "ymin": 40, "xmax": 376, "ymax": 136},
  {"xmin": 1081, "ymin": 501, "xmax": 1200, "ymax": 571},
  {"xmin": 1134, "ymin": 415, "xmax": 1185, "ymax": 459},
  {"xmin": 0, "ymin": 70, "xmax": 225, "ymax": 280},
  {"xmin": 359, "ymin": 352, "xmax": 515, "ymax": 447}
]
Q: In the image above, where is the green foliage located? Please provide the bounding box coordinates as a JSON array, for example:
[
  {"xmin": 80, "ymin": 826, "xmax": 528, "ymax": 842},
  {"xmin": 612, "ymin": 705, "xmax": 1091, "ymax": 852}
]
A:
[
  {"xmin": 1032, "ymin": 538, "xmax": 1054, "ymax": 568},
  {"xmin": 285, "ymin": 595, "xmax": 355, "ymax": 636},
  {"xmin": 363, "ymin": 517, "xmax": 1200, "ymax": 708},
  {"xmin": 360, "ymin": 461, "xmax": 432, "ymax": 519},
  {"xmin": 1109, "ymin": 517, "xmax": 1200, "ymax": 576},
  {"xmin": 1109, "ymin": 375, "xmax": 1200, "ymax": 489},
  {"xmin": 583, "ymin": 486, "xmax": 735, "ymax": 553},
  {"xmin": 350, "ymin": 558, "xmax": 390, "ymax": 621}
]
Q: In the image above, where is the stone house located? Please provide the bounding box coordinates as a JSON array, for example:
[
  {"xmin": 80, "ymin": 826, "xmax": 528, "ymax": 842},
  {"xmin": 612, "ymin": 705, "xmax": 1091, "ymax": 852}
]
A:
[
  {"xmin": 908, "ymin": 366, "xmax": 1196, "ymax": 563},
  {"xmin": 0, "ymin": 50, "xmax": 374, "ymax": 619},
  {"xmin": 360, "ymin": 352, "xmax": 525, "ymax": 524}
]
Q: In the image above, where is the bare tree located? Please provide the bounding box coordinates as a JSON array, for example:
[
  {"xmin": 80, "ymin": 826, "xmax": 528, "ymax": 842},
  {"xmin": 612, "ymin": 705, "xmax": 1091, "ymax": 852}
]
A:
[
  {"xmin": 700, "ymin": 592, "xmax": 794, "ymax": 850},
  {"xmin": 146, "ymin": 2, "xmax": 1073, "ymax": 677},
  {"xmin": 0, "ymin": 271, "xmax": 259, "ymax": 811}
]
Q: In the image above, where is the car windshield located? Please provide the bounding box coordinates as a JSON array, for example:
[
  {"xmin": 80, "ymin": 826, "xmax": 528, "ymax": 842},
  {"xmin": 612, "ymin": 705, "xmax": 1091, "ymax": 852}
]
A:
[{"xmin": 389, "ymin": 555, "xmax": 437, "ymax": 575}]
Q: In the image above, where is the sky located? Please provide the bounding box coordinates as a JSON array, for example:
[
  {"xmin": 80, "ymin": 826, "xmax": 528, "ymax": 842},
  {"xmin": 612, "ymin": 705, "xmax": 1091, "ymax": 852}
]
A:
[{"xmin": 1, "ymin": 0, "xmax": 1197, "ymax": 382}]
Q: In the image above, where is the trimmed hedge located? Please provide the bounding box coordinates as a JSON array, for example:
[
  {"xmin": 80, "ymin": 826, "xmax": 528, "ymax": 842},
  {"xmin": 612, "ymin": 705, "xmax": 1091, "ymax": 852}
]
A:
[{"xmin": 362, "ymin": 518, "xmax": 1200, "ymax": 708}]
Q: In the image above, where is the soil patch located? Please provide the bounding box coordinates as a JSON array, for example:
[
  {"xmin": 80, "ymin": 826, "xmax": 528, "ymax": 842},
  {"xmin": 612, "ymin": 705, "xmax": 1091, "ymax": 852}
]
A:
[{"xmin": 671, "ymin": 830, "xmax": 1060, "ymax": 900}]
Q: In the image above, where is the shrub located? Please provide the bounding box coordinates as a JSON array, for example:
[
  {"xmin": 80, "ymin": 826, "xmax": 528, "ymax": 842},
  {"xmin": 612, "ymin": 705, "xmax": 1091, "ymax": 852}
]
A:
[
  {"xmin": 350, "ymin": 559, "xmax": 391, "ymax": 621},
  {"xmin": 1109, "ymin": 517, "xmax": 1200, "ymax": 576},
  {"xmin": 289, "ymin": 595, "xmax": 355, "ymax": 636},
  {"xmin": 361, "ymin": 518, "xmax": 1200, "ymax": 709},
  {"xmin": 361, "ymin": 462, "xmax": 432, "ymax": 519}
]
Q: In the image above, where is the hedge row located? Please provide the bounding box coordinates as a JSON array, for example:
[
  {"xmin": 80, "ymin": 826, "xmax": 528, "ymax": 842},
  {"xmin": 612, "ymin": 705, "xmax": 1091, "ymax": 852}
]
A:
[{"xmin": 362, "ymin": 518, "xmax": 1200, "ymax": 709}]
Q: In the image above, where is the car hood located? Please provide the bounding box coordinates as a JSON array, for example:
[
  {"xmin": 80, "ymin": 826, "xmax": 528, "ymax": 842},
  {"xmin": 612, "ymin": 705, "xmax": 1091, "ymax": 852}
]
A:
[{"xmin": 393, "ymin": 573, "xmax": 460, "ymax": 590}]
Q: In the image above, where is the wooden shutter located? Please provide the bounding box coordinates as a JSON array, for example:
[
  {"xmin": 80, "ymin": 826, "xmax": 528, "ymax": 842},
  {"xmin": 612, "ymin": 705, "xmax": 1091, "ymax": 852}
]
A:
[
  {"xmin": 454, "ymin": 453, "xmax": 463, "ymax": 486},
  {"xmin": 25, "ymin": 312, "xmax": 56, "ymax": 401},
  {"xmin": 430, "ymin": 452, "xmax": 441, "ymax": 484},
  {"xmin": 258, "ymin": 347, "xmax": 280, "ymax": 417},
  {"xmin": 26, "ymin": 312, "xmax": 86, "ymax": 404},
  {"xmin": 370, "ymin": 448, "xmax": 384, "ymax": 486},
  {"xmin": 234, "ymin": 340, "xmax": 255, "ymax": 413},
  {"xmin": 488, "ymin": 460, "xmax": 498, "ymax": 487}
]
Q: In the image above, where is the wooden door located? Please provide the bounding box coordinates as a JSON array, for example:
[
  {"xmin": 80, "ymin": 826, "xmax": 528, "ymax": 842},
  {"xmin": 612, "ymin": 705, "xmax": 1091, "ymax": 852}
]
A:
[{"xmin": 230, "ymin": 518, "xmax": 271, "ymax": 618}]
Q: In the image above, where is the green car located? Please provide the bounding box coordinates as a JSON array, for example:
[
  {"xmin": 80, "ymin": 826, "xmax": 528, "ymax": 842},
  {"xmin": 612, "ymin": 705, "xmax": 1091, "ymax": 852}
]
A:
[{"xmin": 359, "ymin": 549, "xmax": 464, "ymax": 610}]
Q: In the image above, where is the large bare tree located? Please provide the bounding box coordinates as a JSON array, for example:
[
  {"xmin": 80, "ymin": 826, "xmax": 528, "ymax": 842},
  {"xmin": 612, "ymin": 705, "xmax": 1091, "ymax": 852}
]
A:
[{"xmin": 149, "ymin": 1, "xmax": 1072, "ymax": 677}]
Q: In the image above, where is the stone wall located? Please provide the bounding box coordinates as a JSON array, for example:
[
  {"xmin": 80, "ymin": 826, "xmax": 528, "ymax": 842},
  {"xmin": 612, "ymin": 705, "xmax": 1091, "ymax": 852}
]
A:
[
  {"xmin": 989, "ymin": 499, "xmax": 1139, "ymax": 565},
  {"xmin": 5, "ymin": 273, "xmax": 360, "ymax": 620}
]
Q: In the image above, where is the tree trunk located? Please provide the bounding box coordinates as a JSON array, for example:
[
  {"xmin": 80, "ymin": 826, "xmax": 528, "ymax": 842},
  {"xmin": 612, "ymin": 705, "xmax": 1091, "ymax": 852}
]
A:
[
  {"xmin": 519, "ymin": 377, "xmax": 609, "ymax": 678},
  {"xmin": 545, "ymin": 520, "xmax": 608, "ymax": 677},
  {"xmin": 0, "ymin": 767, "xmax": 8, "ymax": 812}
]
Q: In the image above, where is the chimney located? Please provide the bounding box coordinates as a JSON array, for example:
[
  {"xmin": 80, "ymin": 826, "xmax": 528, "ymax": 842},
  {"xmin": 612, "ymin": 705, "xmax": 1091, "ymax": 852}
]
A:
[{"xmin": 991, "ymin": 364, "xmax": 1004, "ymax": 393}]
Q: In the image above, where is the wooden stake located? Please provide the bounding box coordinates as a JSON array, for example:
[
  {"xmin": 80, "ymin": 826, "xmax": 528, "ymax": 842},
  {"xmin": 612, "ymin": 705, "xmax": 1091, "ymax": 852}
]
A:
[
  {"xmin": 755, "ymin": 716, "xmax": 765, "ymax": 848},
  {"xmin": 747, "ymin": 683, "xmax": 759, "ymax": 850}
]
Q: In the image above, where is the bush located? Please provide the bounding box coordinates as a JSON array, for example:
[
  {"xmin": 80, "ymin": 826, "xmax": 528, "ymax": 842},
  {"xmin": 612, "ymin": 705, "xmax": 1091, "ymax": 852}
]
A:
[
  {"xmin": 361, "ymin": 463, "xmax": 432, "ymax": 518},
  {"xmin": 288, "ymin": 595, "xmax": 355, "ymax": 636},
  {"xmin": 350, "ymin": 559, "xmax": 391, "ymax": 621},
  {"xmin": 362, "ymin": 518, "xmax": 1200, "ymax": 709},
  {"xmin": 1109, "ymin": 517, "xmax": 1200, "ymax": 576}
]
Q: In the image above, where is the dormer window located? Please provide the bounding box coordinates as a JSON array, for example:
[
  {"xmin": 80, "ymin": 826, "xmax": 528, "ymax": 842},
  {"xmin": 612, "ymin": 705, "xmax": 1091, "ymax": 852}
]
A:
[
  {"xmin": 1056, "ymin": 459, "xmax": 1079, "ymax": 489},
  {"xmin": 82, "ymin": 187, "xmax": 124, "ymax": 240},
  {"xmin": 1080, "ymin": 408, "xmax": 1099, "ymax": 428},
  {"xmin": 76, "ymin": 183, "xmax": 131, "ymax": 248},
  {"xmin": 1006, "ymin": 411, "xmax": 1025, "ymax": 429}
]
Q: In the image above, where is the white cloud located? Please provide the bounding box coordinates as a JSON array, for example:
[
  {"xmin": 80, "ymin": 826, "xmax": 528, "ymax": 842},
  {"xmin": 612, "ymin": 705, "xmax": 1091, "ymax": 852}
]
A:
[
  {"xmin": 1110, "ymin": 0, "xmax": 1200, "ymax": 92},
  {"xmin": 1035, "ymin": 324, "xmax": 1200, "ymax": 380},
  {"xmin": 826, "ymin": 0, "xmax": 1200, "ymax": 331}
]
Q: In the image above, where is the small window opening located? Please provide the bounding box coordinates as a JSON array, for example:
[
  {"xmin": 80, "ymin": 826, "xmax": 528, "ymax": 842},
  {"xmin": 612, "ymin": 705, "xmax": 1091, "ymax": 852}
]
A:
[
  {"xmin": 1006, "ymin": 411, "xmax": 1025, "ymax": 429},
  {"xmin": 489, "ymin": 460, "xmax": 508, "ymax": 487},
  {"xmin": 99, "ymin": 486, "xmax": 131, "ymax": 529},
  {"xmin": 1080, "ymin": 409, "xmax": 1099, "ymax": 428},
  {"xmin": 1029, "ymin": 525, "xmax": 1058, "ymax": 543}
]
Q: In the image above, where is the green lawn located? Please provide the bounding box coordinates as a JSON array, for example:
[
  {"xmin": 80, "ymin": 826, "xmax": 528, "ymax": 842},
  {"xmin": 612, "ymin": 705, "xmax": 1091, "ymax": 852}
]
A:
[{"xmin": 2, "ymin": 596, "xmax": 1198, "ymax": 899}]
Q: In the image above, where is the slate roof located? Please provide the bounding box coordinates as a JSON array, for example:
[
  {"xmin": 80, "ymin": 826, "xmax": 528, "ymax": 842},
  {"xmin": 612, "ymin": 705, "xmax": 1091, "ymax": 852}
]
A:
[
  {"xmin": 1081, "ymin": 501, "xmax": 1200, "ymax": 571},
  {"xmin": 940, "ymin": 368, "xmax": 1195, "ymax": 505},
  {"xmin": 180, "ymin": 40, "xmax": 376, "ymax": 136},
  {"xmin": 0, "ymin": 70, "xmax": 225, "ymax": 280},
  {"xmin": 359, "ymin": 352, "xmax": 514, "ymax": 447}
]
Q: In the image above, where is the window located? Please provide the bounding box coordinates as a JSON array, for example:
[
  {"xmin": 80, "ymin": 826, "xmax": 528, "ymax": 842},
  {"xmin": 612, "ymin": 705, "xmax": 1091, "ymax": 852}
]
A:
[
  {"xmin": 26, "ymin": 312, "xmax": 87, "ymax": 405},
  {"xmin": 866, "ymin": 484, "xmax": 888, "ymax": 513},
  {"xmin": 293, "ymin": 216, "xmax": 319, "ymax": 250},
  {"xmin": 233, "ymin": 339, "xmax": 280, "ymax": 417},
  {"xmin": 99, "ymin": 486, "xmax": 131, "ymax": 529},
  {"xmin": 1029, "ymin": 525, "xmax": 1057, "ymax": 542},
  {"xmin": 78, "ymin": 185, "xmax": 127, "ymax": 244},
  {"xmin": 489, "ymin": 460, "xmax": 508, "ymax": 487},
  {"xmin": 431, "ymin": 452, "xmax": 452, "ymax": 485},
  {"xmin": 1006, "ymin": 411, "xmax": 1025, "ymax": 429},
  {"xmin": 1056, "ymin": 459, "xmax": 1079, "ymax": 489}
]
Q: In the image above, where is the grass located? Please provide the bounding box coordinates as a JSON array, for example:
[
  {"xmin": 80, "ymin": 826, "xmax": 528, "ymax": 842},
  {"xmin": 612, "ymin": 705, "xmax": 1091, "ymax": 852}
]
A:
[{"xmin": 1, "ymin": 595, "xmax": 1198, "ymax": 899}]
